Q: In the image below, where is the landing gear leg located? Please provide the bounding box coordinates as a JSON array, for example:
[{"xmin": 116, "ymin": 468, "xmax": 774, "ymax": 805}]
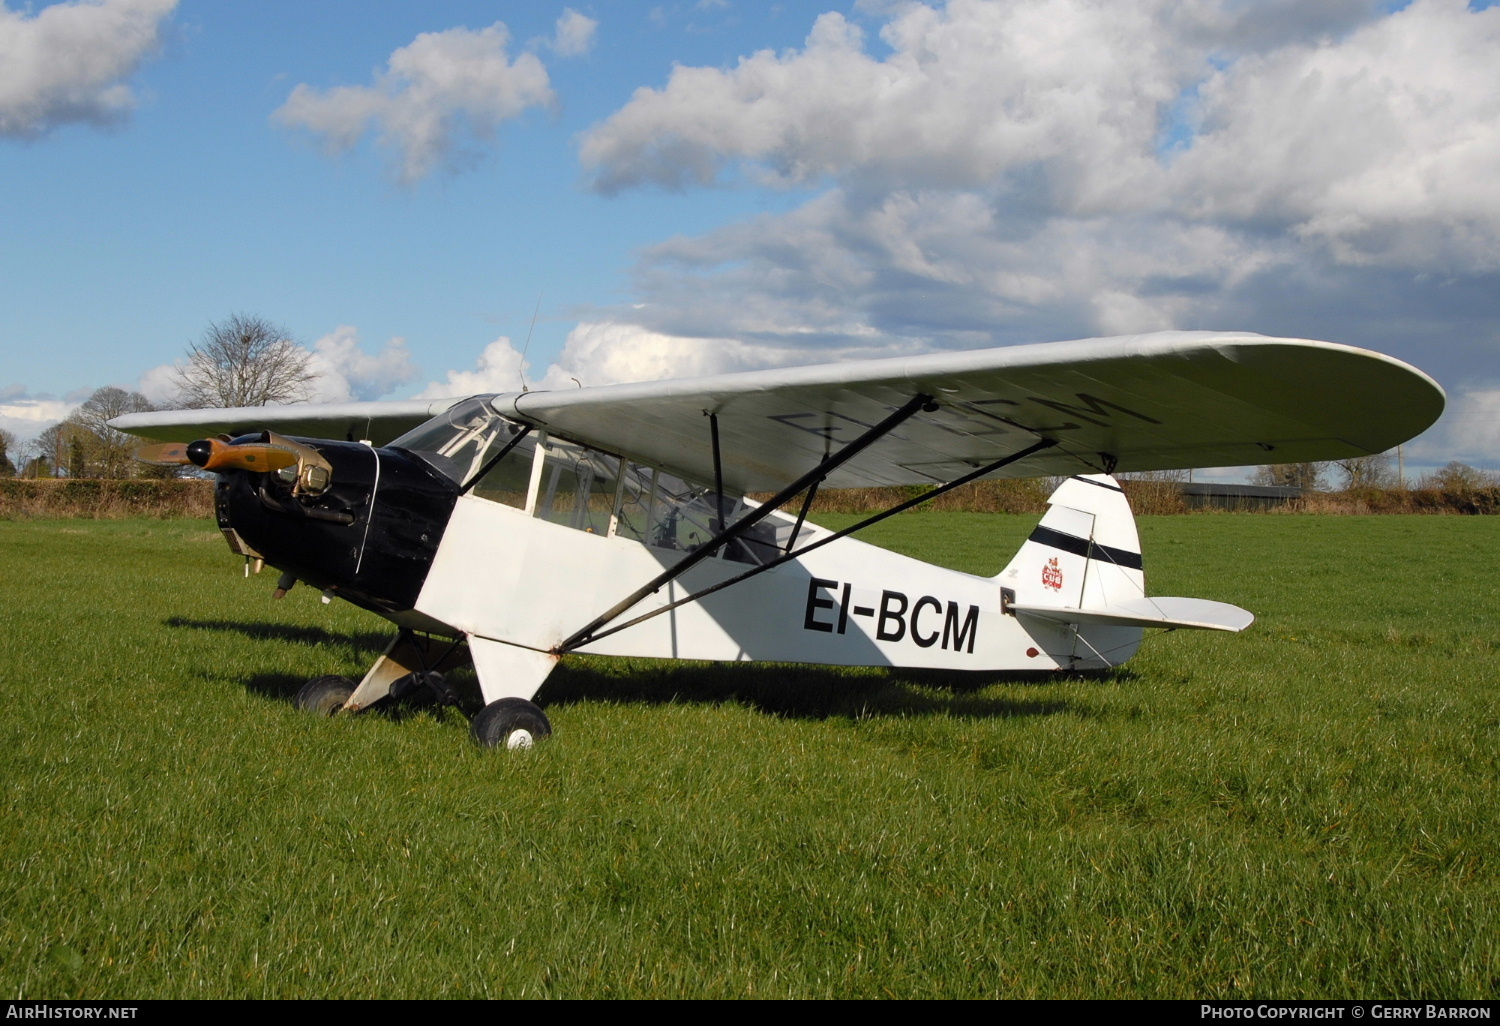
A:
[
  {"xmin": 342, "ymin": 631, "xmax": 472, "ymax": 713},
  {"xmin": 467, "ymin": 636, "xmax": 559, "ymax": 748}
]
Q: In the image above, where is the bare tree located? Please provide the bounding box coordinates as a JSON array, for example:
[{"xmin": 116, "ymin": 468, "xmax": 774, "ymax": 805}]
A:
[
  {"xmin": 66, "ymin": 386, "xmax": 155, "ymax": 478},
  {"xmin": 32, "ymin": 423, "xmax": 70, "ymax": 478},
  {"xmin": 174, "ymin": 314, "xmax": 313, "ymax": 409},
  {"xmin": 0, "ymin": 428, "xmax": 16, "ymax": 477},
  {"xmin": 1421, "ymin": 461, "xmax": 1495, "ymax": 493},
  {"xmin": 67, "ymin": 435, "xmax": 86, "ymax": 479},
  {"xmin": 1252, "ymin": 462, "xmax": 1326, "ymax": 490},
  {"xmin": 1332, "ymin": 453, "xmax": 1396, "ymax": 491},
  {"xmin": 1119, "ymin": 468, "xmax": 1189, "ymax": 483}
]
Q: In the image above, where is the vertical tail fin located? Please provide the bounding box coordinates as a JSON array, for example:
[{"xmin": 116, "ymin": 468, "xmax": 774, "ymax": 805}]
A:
[
  {"xmin": 997, "ymin": 474, "xmax": 1145, "ymax": 613},
  {"xmin": 997, "ymin": 474, "xmax": 1253, "ymax": 669}
]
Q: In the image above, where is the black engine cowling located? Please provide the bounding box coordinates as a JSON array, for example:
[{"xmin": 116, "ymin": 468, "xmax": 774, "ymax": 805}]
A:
[{"xmin": 216, "ymin": 437, "xmax": 460, "ymax": 614}]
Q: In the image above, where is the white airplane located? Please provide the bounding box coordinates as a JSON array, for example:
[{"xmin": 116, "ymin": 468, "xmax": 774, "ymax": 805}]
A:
[{"xmin": 113, "ymin": 331, "xmax": 1444, "ymax": 748}]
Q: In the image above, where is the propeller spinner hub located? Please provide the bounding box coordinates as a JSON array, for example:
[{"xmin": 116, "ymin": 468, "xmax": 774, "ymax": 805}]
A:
[{"xmin": 185, "ymin": 439, "xmax": 215, "ymax": 468}]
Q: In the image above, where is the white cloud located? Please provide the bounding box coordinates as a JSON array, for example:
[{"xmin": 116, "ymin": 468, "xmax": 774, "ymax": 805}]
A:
[
  {"xmin": 0, "ymin": 391, "xmax": 77, "ymax": 443},
  {"xmin": 551, "ymin": 9, "xmax": 597, "ymax": 57},
  {"xmin": 305, "ymin": 326, "xmax": 420, "ymax": 402},
  {"xmin": 1171, "ymin": 0, "xmax": 1500, "ymax": 271},
  {"xmin": 574, "ymin": 0, "xmax": 1500, "ymax": 439},
  {"xmin": 0, "ymin": 0, "xmax": 176, "ymax": 139},
  {"xmin": 578, "ymin": 0, "xmax": 1272, "ymax": 355},
  {"xmin": 621, "ymin": 187, "xmax": 1276, "ymax": 353},
  {"xmin": 414, "ymin": 336, "xmax": 530, "ymax": 399},
  {"xmin": 274, "ymin": 21, "xmax": 554, "ymax": 183},
  {"xmin": 136, "ymin": 361, "xmax": 180, "ymax": 406},
  {"xmin": 543, "ymin": 320, "xmax": 804, "ymax": 387},
  {"xmin": 584, "ymin": 0, "xmax": 1500, "ymax": 264},
  {"xmin": 413, "ymin": 321, "xmax": 894, "ymax": 401},
  {"xmin": 1429, "ymin": 388, "xmax": 1500, "ymax": 470},
  {"xmin": 580, "ymin": 2, "xmax": 1189, "ymax": 200}
]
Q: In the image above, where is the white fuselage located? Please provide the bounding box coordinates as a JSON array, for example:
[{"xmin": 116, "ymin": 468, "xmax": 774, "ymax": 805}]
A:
[{"xmin": 415, "ymin": 493, "xmax": 1106, "ymax": 676}]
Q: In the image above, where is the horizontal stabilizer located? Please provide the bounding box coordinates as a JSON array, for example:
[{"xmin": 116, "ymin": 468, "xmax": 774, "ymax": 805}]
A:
[{"xmin": 1010, "ymin": 596, "xmax": 1254, "ymax": 633}]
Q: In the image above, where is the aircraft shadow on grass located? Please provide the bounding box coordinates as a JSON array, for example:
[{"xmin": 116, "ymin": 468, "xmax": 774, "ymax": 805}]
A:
[
  {"xmin": 519, "ymin": 660, "xmax": 1122, "ymax": 723},
  {"xmin": 163, "ymin": 614, "xmax": 1120, "ymax": 723},
  {"xmin": 164, "ymin": 612, "xmax": 1128, "ymax": 726},
  {"xmin": 164, "ymin": 615, "xmax": 392, "ymax": 653},
  {"xmin": 164, "ymin": 615, "xmax": 392, "ymax": 706}
]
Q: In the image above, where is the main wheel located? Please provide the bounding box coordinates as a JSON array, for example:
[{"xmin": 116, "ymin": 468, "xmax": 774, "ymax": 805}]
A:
[
  {"xmin": 295, "ymin": 675, "xmax": 357, "ymax": 716},
  {"xmin": 471, "ymin": 698, "xmax": 552, "ymax": 749}
]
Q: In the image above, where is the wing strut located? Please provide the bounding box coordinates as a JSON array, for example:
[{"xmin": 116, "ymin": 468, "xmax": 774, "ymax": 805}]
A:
[
  {"xmin": 557, "ymin": 434, "xmax": 1058, "ymax": 654},
  {"xmin": 558, "ymin": 393, "xmax": 938, "ymax": 653},
  {"xmin": 785, "ymin": 478, "xmax": 821, "ymax": 553},
  {"xmin": 709, "ymin": 412, "xmax": 727, "ymax": 532}
]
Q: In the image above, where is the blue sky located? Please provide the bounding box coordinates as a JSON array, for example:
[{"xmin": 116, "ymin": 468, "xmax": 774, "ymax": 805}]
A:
[
  {"xmin": 0, "ymin": 2, "xmax": 830, "ymax": 401},
  {"xmin": 3, "ymin": 0, "xmax": 1500, "ymax": 481}
]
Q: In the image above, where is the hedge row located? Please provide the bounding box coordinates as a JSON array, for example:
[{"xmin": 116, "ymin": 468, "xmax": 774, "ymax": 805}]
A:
[
  {"xmin": 4, "ymin": 476, "xmax": 1497, "ymax": 520},
  {"xmin": 1285, "ymin": 486, "xmax": 1500, "ymax": 515},
  {"xmin": 775, "ymin": 480, "xmax": 1500, "ymax": 516},
  {"xmin": 770, "ymin": 479, "xmax": 1190, "ymax": 516},
  {"xmin": 0, "ymin": 478, "xmax": 215, "ymax": 519}
]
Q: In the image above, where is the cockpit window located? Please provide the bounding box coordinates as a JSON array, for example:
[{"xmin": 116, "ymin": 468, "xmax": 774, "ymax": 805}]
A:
[
  {"xmin": 390, "ymin": 397, "xmax": 525, "ymax": 490},
  {"xmin": 397, "ymin": 402, "xmax": 797, "ymax": 561},
  {"xmin": 618, "ymin": 464, "xmax": 787, "ymax": 564},
  {"xmin": 534, "ymin": 439, "xmax": 620, "ymax": 534}
]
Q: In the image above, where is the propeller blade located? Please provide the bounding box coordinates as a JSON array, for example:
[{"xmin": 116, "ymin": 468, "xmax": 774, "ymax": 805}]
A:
[
  {"xmin": 186, "ymin": 439, "xmax": 300, "ymax": 473},
  {"xmin": 134, "ymin": 442, "xmax": 194, "ymax": 466}
]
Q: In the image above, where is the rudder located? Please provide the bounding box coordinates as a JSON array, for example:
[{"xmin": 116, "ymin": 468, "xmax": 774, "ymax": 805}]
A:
[
  {"xmin": 996, "ymin": 474, "xmax": 1147, "ymax": 669},
  {"xmin": 998, "ymin": 474, "xmax": 1145, "ymax": 612},
  {"xmin": 996, "ymin": 474, "xmax": 1253, "ymax": 669}
]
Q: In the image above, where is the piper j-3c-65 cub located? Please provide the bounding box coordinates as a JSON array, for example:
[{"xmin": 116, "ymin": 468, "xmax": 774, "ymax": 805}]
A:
[{"xmin": 112, "ymin": 331, "xmax": 1444, "ymax": 748}]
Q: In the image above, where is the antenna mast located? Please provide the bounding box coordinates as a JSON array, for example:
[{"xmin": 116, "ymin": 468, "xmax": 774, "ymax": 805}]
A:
[{"xmin": 518, "ymin": 296, "xmax": 541, "ymax": 393}]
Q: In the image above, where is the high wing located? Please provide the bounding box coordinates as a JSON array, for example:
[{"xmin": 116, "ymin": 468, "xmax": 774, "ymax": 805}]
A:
[
  {"xmin": 111, "ymin": 331, "xmax": 1444, "ymax": 494},
  {"xmin": 497, "ymin": 331, "xmax": 1444, "ymax": 492},
  {"xmin": 110, "ymin": 398, "xmax": 465, "ymax": 447}
]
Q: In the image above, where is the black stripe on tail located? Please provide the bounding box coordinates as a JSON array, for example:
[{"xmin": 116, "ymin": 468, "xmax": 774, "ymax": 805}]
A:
[{"xmin": 1027, "ymin": 526, "xmax": 1143, "ymax": 570}]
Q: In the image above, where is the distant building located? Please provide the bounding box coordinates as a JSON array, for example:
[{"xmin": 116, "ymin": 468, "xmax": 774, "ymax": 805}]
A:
[{"xmin": 1178, "ymin": 482, "xmax": 1303, "ymax": 511}]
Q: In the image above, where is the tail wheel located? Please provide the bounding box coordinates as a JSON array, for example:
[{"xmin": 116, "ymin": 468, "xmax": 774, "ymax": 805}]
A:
[
  {"xmin": 295, "ymin": 675, "xmax": 357, "ymax": 716},
  {"xmin": 471, "ymin": 698, "xmax": 552, "ymax": 749}
]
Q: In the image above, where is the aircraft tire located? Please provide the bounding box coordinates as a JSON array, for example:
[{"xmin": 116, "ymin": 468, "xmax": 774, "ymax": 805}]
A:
[
  {"xmin": 295, "ymin": 675, "xmax": 357, "ymax": 716},
  {"xmin": 471, "ymin": 698, "xmax": 552, "ymax": 749}
]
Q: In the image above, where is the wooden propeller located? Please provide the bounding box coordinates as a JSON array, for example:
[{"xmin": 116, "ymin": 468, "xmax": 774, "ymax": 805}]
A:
[
  {"xmin": 133, "ymin": 439, "xmax": 300, "ymax": 473},
  {"xmin": 133, "ymin": 442, "xmax": 194, "ymax": 466}
]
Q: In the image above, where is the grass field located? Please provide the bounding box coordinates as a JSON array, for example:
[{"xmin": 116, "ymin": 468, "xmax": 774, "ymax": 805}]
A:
[{"xmin": 1, "ymin": 514, "xmax": 1496, "ymax": 998}]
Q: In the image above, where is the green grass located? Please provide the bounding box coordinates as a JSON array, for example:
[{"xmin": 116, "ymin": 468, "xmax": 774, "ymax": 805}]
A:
[{"xmin": 0, "ymin": 515, "xmax": 1496, "ymax": 998}]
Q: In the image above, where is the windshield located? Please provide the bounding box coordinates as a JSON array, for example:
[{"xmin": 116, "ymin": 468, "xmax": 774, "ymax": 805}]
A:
[{"xmin": 389, "ymin": 397, "xmax": 523, "ymax": 486}]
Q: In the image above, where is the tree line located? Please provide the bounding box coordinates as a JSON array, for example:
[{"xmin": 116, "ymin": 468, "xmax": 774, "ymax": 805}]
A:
[{"xmin": 1247, "ymin": 453, "xmax": 1496, "ymax": 494}]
